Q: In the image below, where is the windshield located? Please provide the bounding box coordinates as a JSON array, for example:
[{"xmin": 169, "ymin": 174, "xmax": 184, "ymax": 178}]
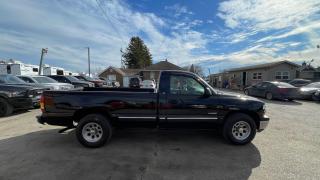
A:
[
  {"xmin": 272, "ymin": 82, "xmax": 295, "ymax": 88},
  {"xmin": 0, "ymin": 75, "xmax": 26, "ymax": 84},
  {"xmin": 305, "ymin": 82, "xmax": 320, "ymax": 88},
  {"xmin": 33, "ymin": 76, "xmax": 58, "ymax": 83}
]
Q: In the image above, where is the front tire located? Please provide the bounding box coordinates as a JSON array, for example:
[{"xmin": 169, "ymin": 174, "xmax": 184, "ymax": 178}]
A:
[
  {"xmin": 312, "ymin": 93, "xmax": 319, "ymax": 101},
  {"xmin": 223, "ymin": 113, "xmax": 256, "ymax": 145},
  {"xmin": 76, "ymin": 114, "xmax": 113, "ymax": 148},
  {"xmin": 0, "ymin": 98, "xmax": 13, "ymax": 117},
  {"xmin": 244, "ymin": 89, "xmax": 249, "ymax": 95}
]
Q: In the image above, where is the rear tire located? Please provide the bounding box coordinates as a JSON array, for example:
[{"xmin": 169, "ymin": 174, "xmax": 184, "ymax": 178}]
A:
[
  {"xmin": 0, "ymin": 98, "xmax": 13, "ymax": 117},
  {"xmin": 265, "ymin": 92, "xmax": 273, "ymax": 100},
  {"xmin": 223, "ymin": 113, "xmax": 256, "ymax": 145},
  {"xmin": 76, "ymin": 114, "xmax": 113, "ymax": 148}
]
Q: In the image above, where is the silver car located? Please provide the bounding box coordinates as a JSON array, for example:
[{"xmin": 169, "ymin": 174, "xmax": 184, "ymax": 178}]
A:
[{"xmin": 18, "ymin": 75, "xmax": 74, "ymax": 90}]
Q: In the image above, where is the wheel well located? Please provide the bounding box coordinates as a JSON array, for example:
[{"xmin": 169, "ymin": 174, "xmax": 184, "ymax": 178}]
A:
[
  {"xmin": 223, "ymin": 111, "xmax": 260, "ymax": 129},
  {"xmin": 73, "ymin": 107, "xmax": 113, "ymax": 124}
]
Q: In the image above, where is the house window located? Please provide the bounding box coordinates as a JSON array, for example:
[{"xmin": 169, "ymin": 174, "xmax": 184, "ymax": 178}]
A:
[
  {"xmin": 107, "ymin": 75, "xmax": 116, "ymax": 81},
  {"xmin": 275, "ymin": 72, "xmax": 289, "ymax": 80},
  {"xmin": 252, "ymin": 72, "xmax": 262, "ymax": 80},
  {"xmin": 32, "ymin": 68, "xmax": 38, "ymax": 72}
]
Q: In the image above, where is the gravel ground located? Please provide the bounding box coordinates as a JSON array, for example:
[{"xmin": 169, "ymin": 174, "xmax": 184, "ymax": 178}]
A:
[{"xmin": 0, "ymin": 99, "xmax": 319, "ymax": 180}]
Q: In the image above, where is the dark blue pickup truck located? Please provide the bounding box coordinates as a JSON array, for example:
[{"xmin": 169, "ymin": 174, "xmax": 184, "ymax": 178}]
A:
[{"xmin": 37, "ymin": 70, "xmax": 269, "ymax": 148}]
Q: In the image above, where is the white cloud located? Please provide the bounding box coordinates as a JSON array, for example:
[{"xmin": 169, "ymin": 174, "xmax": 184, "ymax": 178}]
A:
[
  {"xmin": 217, "ymin": 0, "xmax": 320, "ymax": 31},
  {"xmin": 164, "ymin": 4, "xmax": 193, "ymax": 17},
  {"xmin": 0, "ymin": 0, "xmax": 208, "ymax": 72}
]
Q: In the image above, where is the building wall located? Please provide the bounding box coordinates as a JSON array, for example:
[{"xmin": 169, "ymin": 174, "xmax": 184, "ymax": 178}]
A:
[
  {"xmin": 211, "ymin": 63, "xmax": 299, "ymax": 89},
  {"xmin": 99, "ymin": 68, "xmax": 124, "ymax": 86},
  {"xmin": 140, "ymin": 71, "xmax": 160, "ymax": 82},
  {"xmin": 267, "ymin": 63, "xmax": 298, "ymax": 81}
]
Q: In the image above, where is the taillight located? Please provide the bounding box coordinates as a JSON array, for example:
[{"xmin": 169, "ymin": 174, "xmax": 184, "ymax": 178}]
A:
[{"xmin": 40, "ymin": 95, "xmax": 45, "ymax": 112}]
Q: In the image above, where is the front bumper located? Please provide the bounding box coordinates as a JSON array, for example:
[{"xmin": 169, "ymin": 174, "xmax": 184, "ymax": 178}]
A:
[
  {"xmin": 258, "ymin": 115, "xmax": 269, "ymax": 132},
  {"xmin": 8, "ymin": 97, "xmax": 33, "ymax": 109}
]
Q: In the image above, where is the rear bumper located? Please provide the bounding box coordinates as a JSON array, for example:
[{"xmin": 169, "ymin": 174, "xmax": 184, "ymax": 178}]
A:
[
  {"xmin": 37, "ymin": 114, "xmax": 74, "ymax": 127},
  {"xmin": 258, "ymin": 115, "xmax": 269, "ymax": 132}
]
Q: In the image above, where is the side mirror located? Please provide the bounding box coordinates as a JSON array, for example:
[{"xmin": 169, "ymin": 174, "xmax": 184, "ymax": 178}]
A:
[{"xmin": 204, "ymin": 87, "xmax": 212, "ymax": 97}]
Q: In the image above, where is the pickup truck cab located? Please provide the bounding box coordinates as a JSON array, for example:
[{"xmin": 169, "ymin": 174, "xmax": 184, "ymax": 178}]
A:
[{"xmin": 37, "ymin": 70, "xmax": 269, "ymax": 147}]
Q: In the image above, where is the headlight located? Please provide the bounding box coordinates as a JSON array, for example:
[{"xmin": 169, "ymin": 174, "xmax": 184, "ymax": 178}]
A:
[{"xmin": 8, "ymin": 91, "xmax": 26, "ymax": 97}]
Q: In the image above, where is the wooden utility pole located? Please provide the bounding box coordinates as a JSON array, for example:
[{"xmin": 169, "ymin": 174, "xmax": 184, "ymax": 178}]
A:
[
  {"xmin": 87, "ymin": 47, "xmax": 91, "ymax": 76},
  {"xmin": 38, "ymin": 48, "xmax": 48, "ymax": 75}
]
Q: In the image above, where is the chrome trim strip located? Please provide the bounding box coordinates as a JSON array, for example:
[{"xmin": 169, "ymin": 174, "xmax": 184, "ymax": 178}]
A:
[
  {"xmin": 167, "ymin": 117, "xmax": 218, "ymax": 120},
  {"xmin": 118, "ymin": 116, "xmax": 156, "ymax": 119},
  {"xmin": 207, "ymin": 112, "xmax": 217, "ymax": 115}
]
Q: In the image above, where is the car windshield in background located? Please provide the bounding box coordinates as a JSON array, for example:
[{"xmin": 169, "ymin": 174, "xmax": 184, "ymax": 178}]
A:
[
  {"xmin": 66, "ymin": 76, "xmax": 82, "ymax": 82},
  {"xmin": 85, "ymin": 76, "xmax": 95, "ymax": 81},
  {"xmin": 305, "ymin": 82, "xmax": 320, "ymax": 88},
  {"xmin": 272, "ymin": 82, "xmax": 295, "ymax": 88},
  {"xmin": 33, "ymin": 76, "xmax": 58, "ymax": 83},
  {"xmin": 0, "ymin": 75, "xmax": 26, "ymax": 84}
]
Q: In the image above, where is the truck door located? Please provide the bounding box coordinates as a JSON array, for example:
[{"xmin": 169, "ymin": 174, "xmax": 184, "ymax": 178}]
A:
[{"xmin": 159, "ymin": 72, "xmax": 219, "ymax": 128}]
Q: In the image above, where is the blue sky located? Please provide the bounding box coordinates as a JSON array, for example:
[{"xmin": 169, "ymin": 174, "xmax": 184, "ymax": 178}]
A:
[{"xmin": 0, "ymin": 0, "xmax": 320, "ymax": 74}]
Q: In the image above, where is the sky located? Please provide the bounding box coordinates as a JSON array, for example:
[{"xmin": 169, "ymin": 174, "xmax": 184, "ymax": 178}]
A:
[{"xmin": 0, "ymin": 0, "xmax": 320, "ymax": 74}]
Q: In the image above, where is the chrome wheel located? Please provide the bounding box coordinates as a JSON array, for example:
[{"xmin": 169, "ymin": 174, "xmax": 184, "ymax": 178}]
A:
[
  {"xmin": 231, "ymin": 121, "xmax": 251, "ymax": 141},
  {"xmin": 266, "ymin": 92, "xmax": 273, "ymax": 100},
  {"xmin": 82, "ymin": 122, "xmax": 103, "ymax": 143}
]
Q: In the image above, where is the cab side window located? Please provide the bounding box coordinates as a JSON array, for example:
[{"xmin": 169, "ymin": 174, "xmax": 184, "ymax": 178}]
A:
[{"xmin": 169, "ymin": 75, "xmax": 205, "ymax": 96}]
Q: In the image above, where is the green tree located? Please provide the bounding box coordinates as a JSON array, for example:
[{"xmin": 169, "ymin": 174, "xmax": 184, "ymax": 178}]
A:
[{"xmin": 122, "ymin": 36, "xmax": 152, "ymax": 68}]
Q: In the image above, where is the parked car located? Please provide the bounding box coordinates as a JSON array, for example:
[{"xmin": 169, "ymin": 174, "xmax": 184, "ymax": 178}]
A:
[
  {"xmin": 37, "ymin": 70, "xmax": 269, "ymax": 148},
  {"xmin": 74, "ymin": 75, "xmax": 105, "ymax": 87},
  {"xmin": 129, "ymin": 77, "xmax": 140, "ymax": 88},
  {"xmin": 0, "ymin": 85, "xmax": 36, "ymax": 116},
  {"xmin": 0, "ymin": 74, "xmax": 47, "ymax": 107},
  {"xmin": 18, "ymin": 75, "xmax": 74, "ymax": 90},
  {"xmin": 244, "ymin": 81, "xmax": 299, "ymax": 100},
  {"xmin": 140, "ymin": 80, "xmax": 156, "ymax": 88},
  {"xmin": 47, "ymin": 75, "xmax": 94, "ymax": 89},
  {"xmin": 288, "ymin": 79, "xmax": 311, "ymax": 87},
  {"xmin": 299, "ymin": 82, "xmax": 320, "ymax": 100}
]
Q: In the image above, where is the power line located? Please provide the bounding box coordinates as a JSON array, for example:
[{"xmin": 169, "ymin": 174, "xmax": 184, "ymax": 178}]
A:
[{"xmin": 95, "ymin": 0, "xmax": 126, "ymax": 46}]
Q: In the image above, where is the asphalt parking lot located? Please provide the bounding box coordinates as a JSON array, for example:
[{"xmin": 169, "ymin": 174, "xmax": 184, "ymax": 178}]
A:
[{"xmin": 0, "ymin": 99, "xmax": 319, "ymax": 180}]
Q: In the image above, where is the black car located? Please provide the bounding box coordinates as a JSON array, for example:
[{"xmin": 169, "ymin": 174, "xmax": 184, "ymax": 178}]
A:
[
  {"xmin": 0, "ymin": 84, "xmax": 39, "ymax": 116},
  {"xmin": 288, "ymin": 79, "xmax": 311, "ymax": 87},
  {"xmin": 244, "ymin": 81, "xmax": 299, "ymax": 100},
  {"xmin": 313, "ymin": 89, "xmax": 320, "ymax": 101},
  {"xmin": 299, "ymin": 82, "xmax": 320, "ymax": 100},
  {"xmin": 48, "ymin": 75, "xmax": 94, "ymax": 89},
  {"xmin": 37, "ymin": 70, "xmax": 269, "ymax": 148},
  {"xmin": 74, "ymin": 75, "xmax": 105, "ymax": 87},
  {"xmin": 0, "ymin": 74, "xmax": 47, "ymax": 107},
  {"xmin": 129, "ymin": 77, "xmax": 140, "ymax": 88}
]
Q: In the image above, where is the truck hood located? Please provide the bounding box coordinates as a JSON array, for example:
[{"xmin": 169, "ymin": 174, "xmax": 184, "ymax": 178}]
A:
[{"xmin": 217, "ymin": 90, "xmax": 263, "ymax": 102}]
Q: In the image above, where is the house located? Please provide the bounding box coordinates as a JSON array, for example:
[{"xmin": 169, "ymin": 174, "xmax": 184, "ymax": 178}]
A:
[
  {"xmin": 297, "ymin": 62, "xmax": 320, "ymax": 81},
  {"xmin": 139, "ymin": 60, "xmax": 183, "ymax": 82},
  {"xmin": 98, "ymin": 60, "xmax": 183, "ymax": 87},
  {"xmin": 209, "ymin": 60, "xmax": 300, "ymax": 89},
  {"xmin": 98, "ymin": 66, "xmax": 140, "ymax": 87}
]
